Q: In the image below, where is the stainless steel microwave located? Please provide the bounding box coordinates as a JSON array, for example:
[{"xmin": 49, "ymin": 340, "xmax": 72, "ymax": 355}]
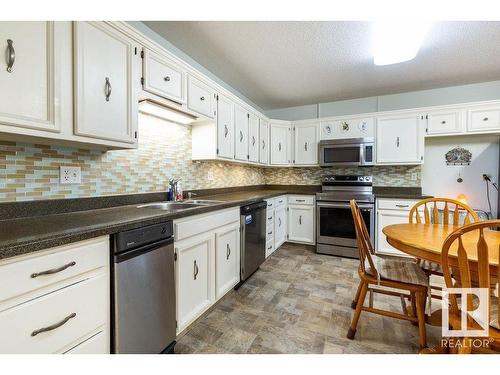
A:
[{"xmin": 319, "ymin": 137, "xmax": 374, "ymax": 167}]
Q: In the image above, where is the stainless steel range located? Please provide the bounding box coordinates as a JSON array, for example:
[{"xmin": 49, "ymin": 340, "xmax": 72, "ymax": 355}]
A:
[{"xmin": 316, "ymin": 175, "xmax": 375, "ymax": 258}]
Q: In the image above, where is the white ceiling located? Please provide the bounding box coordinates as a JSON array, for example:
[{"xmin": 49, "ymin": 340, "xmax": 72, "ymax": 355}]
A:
[{"xmin": 143, "ymin": 21, "xmax": 500, "ymax": 110}]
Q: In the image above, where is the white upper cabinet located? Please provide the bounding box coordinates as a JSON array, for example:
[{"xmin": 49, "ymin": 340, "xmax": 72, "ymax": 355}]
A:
[
  {"xmin": 320, "ymin": 117, "xmax": 374, "ymax": 140},
  {"xmin": 293, "ymin": 123, "xmax": 318, "ymax": 165},
  {"xmin": 216, "ymin": 93, "xmax": 234, "ymax": 160},
  {"xmin": 234, "ymin": 104, "xmax": 249, "ymax": 161},
  {"xmin": 187, "ymin": 75, "xmax": 216, "ymax": 119},
  {"xmin": 142, "ymin": 48, "xmax": 186, "ymax": 104},
  {"xmin": 467, "ymin": 103, "xmax": 500, "ymax": 133},
  {"xmin": 259, "ymin": 119, "xmax": 269, "ymax": 164},
  {"xmin": 425, "ymin": 109, "xmax": 464, "ymax": 136},
  {"xmin": 248, "ymin": 113, "xmax": 260, "ymax": 163},
  {"xmin": 74, "ymin": 22, "xmax": 138, "ymax": 144},
  {"xmin": 270, "ymin": 122, "xmax": 290, "ymax": 165},
  {"xmin": 0, "ymin": 22, "xmax": 60, "ymax": 133},
  {"xmin": 376, "ymin": 113, "xmax": 424, "ymax": 165}
]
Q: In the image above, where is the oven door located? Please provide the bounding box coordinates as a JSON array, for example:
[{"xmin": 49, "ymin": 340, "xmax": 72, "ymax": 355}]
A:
[{"xmin": 316, "ymin": 202, "xmax": 374, "ymax": 247}]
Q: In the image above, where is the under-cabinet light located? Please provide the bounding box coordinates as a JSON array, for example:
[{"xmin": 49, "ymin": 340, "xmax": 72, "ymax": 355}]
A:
[{"xmin": 139, "ymin": 100, "xmax": 196, "ymax": 125}]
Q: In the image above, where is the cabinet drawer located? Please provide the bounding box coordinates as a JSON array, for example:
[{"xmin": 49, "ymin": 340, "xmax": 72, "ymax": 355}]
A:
[
  {"xmin": 266, "ymin": 211, "xmax": 274, "ymax": 225},
  {"xmin": 64, "ymin": 331, "xmax": 108, "ymax": 354},
  {"xmin": 266, "ymin": 198, "xmax": 275, "ymax": 210},
  {"xmin": 265, "ymin": 240, "xmax": 274, "ymax": 258},
  {"xmin": 187, "ymin": 75, "xmax": 215, "ymax": 118},
  {"xmin": 0, "ymin": 236, "xmax": 109, "ymax": 304},
  {"xmin": 376, "ymin": 198, "xmax": 419, "ymax": 211},
  {"xmin": 174, "ymin": 208, "xmax": 239, "ymax": 241},
  {"xmin": 143, "ymin": 49, "xmax": 186, "ymax": 104},
  {"xmin": 266, "ymin": 225, "xmax": 274, "ymax": 238},
  {"xmin": 0, "ymin": 274, "xmax": 108, "ymax": 354},
  {"xmin": 275, "ymin": 196, "xmax": 286, "ymax": 208},
  {"xmin": 288, "ymin": 195, "xmax": 314, "ymax": 205},
  {"xmin": 468, "ymin": 106, "xmax": 500, "ymax": 132},
  {"xmin": 427, "ymin": 111, "xmax": 463, "ymax": 135}
]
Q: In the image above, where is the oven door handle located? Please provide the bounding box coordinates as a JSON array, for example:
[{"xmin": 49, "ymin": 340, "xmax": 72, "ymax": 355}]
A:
[{"xmin": 317, "ymin": 202, "xmax": 373, "ymax": 210}]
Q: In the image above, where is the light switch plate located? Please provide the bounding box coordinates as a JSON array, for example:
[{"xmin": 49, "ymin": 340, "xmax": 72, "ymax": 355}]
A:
[
  {"xmin": 207, "ymin": 170, "xmax": 214, "ymax": 181},
  {"xmin": 60, "ymin": 166, "xmax": 81, "ymax": 184}
]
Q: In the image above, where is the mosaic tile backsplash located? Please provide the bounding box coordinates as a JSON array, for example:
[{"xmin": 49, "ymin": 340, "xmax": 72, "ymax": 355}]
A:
[{"xmin": 0, "ymin": 114, "xmax": 420, "ymax": 202}]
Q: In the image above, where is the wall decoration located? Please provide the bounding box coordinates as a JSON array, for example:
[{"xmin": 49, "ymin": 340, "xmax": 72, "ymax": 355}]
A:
[{"xmin": 445, "ymin": 146, "xmax": 472, "ymax": 166}]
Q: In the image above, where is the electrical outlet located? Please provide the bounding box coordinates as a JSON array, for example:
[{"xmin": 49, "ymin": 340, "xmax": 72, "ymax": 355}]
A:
[
  {"xmin": 411, "ymin": 172, "xmax": 418, "ymax": 181},
  {"xmin": 60, "ymin": 166, "xmax": 81, "ymax": 184}
]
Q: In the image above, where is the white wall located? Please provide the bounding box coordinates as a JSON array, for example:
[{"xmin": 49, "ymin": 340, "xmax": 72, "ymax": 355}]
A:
[{"xmin": 422, "ymin": 135, "xmax": 499, "ymax": 217}]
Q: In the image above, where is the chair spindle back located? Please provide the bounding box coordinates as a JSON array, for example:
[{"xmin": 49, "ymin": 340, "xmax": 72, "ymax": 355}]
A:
[{"xmin": 409, "ymin": 198, "xmax": 479, "ymax": 226}]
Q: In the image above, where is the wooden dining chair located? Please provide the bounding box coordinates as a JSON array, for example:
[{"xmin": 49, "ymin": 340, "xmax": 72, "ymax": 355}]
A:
[
  {"xmin": 348, "ymin": 199, "xmax": 430, "ymax": 350},
  {"xmin": 441, "ymin": 220, "xmax": 500, "ymax": 353},
  {"xmin": 409, "ymin": 198, "xmax": 480, "ymax": 299}
]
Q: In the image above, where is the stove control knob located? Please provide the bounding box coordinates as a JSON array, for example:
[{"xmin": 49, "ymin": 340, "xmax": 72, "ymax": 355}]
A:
[
  {"xmin": 358, "ymin": 176, "xmax": 363, "ymax": 181},
  {"xmin": 366, "ymin": 176, "xmax": 371, "ymax": 181}
]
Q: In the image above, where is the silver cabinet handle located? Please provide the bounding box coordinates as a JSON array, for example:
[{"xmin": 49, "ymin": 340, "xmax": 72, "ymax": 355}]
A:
[
  {"xmin": 104, "ymin": 77, "xmax": 112, "ymax": 102},
  {"xmin": 31, "ymin": 261, "xmax": 76, "ymax": 278},
  {"xmin": 226, "ymin": 244, "xmax": 231, "ymax": 260},
  {"xmin": 224, "ymin": 124, "xmax": 228, "ymax": 138},
  {"xmin": 304, "ymin": 142, "xmax": 308, "ymax": 151},
  {"xmin": 252, "ymin": 136, "xmax": 256, "ymax": 146},
  {"xmin": 395, "ymin": 204, "xmax": 409, "ymax": 208},
  {"xmin": 441, "ymin": 120, "xmax": 446, "ymax": 124},
  {"xmin": 325, "ymin": 125, "xmax": 331, "ymax": 133},
  {"xmin": 164, "ymin": 76, "xmax": 170, "ymax": 82},
  {"xmin": 278, "ymin": 218, "xmax": 281, "ymax": 227},
  {"xmin": 396, "ymin": 136, "xmax": 400, "ymax": 147},
  {"xmin": 278, "ymin": 142, "xmax": 282, "ymax": 152},
  {"xmin": 299, "ymin": 215, "xmax": 302, "ymax": 225},
  {"xmin": 200, "ymin": 96, "xmax": 205, "ymax": 101},
  {"xmin": 193, "ymin": 260, "xmax": 199, "ymax": 280},
  {"xmin": 240, "ymin": 130, "xmax": 243, "ymax": 142},
  {"xmin": 483, "ymin": 117, "xmax": 489, "ymax": 121},
  {"xmin": 267, "ymin": 245, "xmax": 272, "ymax": 250},
  {"xmin": 262, "ymin": 140, "xmax": 265, "ymax": 149},
  {"xmin": 268, "ymin": 216, "xmax": 272, "ymax": 220},
  {"xmin": 296, "ymin": 199, "xmax": 305, "ymax": 202},
  {"xmin": 31, "ymin": 313, "xmax": 76, "ymax": 337},
  {"xmin": 268, "ymin": 231, "xmax": 273, "ymax": 235},
  {"xmin": 6, "ymin": 39, "xmax": 15, "ymax": 73}
]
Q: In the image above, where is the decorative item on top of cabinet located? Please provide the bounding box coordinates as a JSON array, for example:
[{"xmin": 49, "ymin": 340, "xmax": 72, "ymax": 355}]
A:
[
  {"xmin": 424, "ymin": 109, "xmax": 464, "ymax": 136},
  {"xmin": 467, "ymin": 103, "xmax": 500, "ymax": 133},
  {"xmin": 248, "ymin": 113, "xmax": 260, "ymax": 163},
  {"xmin": 141, "ymin": 48, "xmax": 186, "ymax": 104},
  {"xmin": 270, "ymin": 121, "xmax": 291, "ymax": 165},
  {"xmin": 320, "ymin": 117, "xmax": 374, "ymax": 140},
  {"xmin": 287, "ymin": 195, "xmax": 315, "ymax": 244},
  {"xmin": 187, "ymin": 74, "xmax": 216, "ymax": 119},
  {"xmin": 74, "ymin": 21, "xmax": 139, "ymax": 145},
  {"xmin": 376, "ymin": 113, "xmax": 424, "ymax": 165},
  {"xmin": 293, "ymin": 122, "xmax": 319, "ymax": 166},
  {"xmin": 234, "ymin": 104, "xmax": 249, "ymax": 161},
  {"xmin": 259, "ymin": 119, "xmax": 269, "ymax": 165},
  {"xmin": 0, "ymin": 22, "xmax": 60, "ymax": 133}
]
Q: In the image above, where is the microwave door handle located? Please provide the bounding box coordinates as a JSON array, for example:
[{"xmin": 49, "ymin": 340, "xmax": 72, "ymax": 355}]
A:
[{"xmin": 359, "ymin": 144, "xmax": 365, "ymax": 166}]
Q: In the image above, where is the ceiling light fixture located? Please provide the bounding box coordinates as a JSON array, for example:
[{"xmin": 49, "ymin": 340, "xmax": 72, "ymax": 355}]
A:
[
  {"xmin": 139, "ymin": 100, "xmax": 196, "ymax": 125},
  {"xmin": 373, "ymin": 21, "xmax": 431, "ymax": 66}
]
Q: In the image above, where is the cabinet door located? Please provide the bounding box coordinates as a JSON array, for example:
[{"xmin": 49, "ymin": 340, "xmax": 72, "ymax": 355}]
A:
[
  {"xmin": 288, "ymin": 206, "xmax": 315, "ymax": 244},
  {"xmin": 426, "ymin": 110, "xmax": 463, "ymax": 135},
  {"xmin": 74, "ymin": 22, "xmax": 137, "ymax": 144},
  {"xmin": 216, "ymin": 94, "xmax": 234, "ymax": 159},
  {"xmin": 274, "ymin": 206, "xmax": 287, "ymax": 249},
  {"xmin": 0, "ymin": 22, "xmax": 60, "ymax": 132},
  {"xmin": 234, "ymin": 104, "xmax": 248, "ymax": 161},
  {"xmin": 187, "ymin": 75, "xmax": 215, "ymax": 118},
  {"xmin": 215, "ymin": 224, "xmax": 240, "ymax": 300},
  {"xmin": 376, "ymin": 114, "xmax": 423, "ymax": 164},
  {"xmin": 376, "ymin": 210, "xmax": 411, "ymax": 257},
  {"xmin": 248, "ymin": 113, "xmax": 260, "ymax": 163},
  {"xmin": 259, "ymin": 119, "xmax": 269, "ymax": 164},
  {"xmin": 294, "ymin": 123, "xmax": 318, "ymax": 165},
  {"xmin": 467, "ymin": 105, "xmax": 500, "ymax": 133},
  {"xmin": 270, "ymin": 123, "xmax": 290, "ymax": 165},
  {"xmin": 175, "ymin": 233, "xmax": 214, "ymax": 332},
  {"xmin": 142, "ymin": 49, "xmax": 186, "ymax": 104}
]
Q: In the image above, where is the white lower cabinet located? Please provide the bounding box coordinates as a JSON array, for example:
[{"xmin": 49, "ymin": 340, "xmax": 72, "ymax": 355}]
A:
[
  {"xmin": 376, "ymin": 198, "xmax": 418, "ymax": 257},
  {"xmin": 0, "ymin": 236, "xmax": 110, "ymax": 354},
  {"xmin": 175, "ymin": 232, "xmax": 214, "ymax": 333},
  {"xmin": 173, "ymin": 208, "xmax": 239, "ymax": 333},
  {"xmin": 215, "ymin": 223, "xmax": 240, "ymax": 300},
  {"xmin": 287, "ymin": 195, "xmax": 315, "ymax": 244}
]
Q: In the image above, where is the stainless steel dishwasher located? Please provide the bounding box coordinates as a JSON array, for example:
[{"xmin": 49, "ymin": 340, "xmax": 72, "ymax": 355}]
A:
[
  {"xmin": 112, "ymin": 222, "xmax": 176, "ymax": 354},
  {"xmin": 238, "ymin": 201, "xmax": 267, "ymax": 287}
]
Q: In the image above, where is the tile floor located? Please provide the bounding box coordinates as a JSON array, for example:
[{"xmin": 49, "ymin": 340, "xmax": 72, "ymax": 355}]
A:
[{"xmin": 175, "ymin": 242, "xmax": 441, "ymax": 354}]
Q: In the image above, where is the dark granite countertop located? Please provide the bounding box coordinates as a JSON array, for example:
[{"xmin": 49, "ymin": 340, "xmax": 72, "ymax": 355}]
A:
[
  {"xmin": 373, "ymin": 186, "xmax": 432, "ymax": 200},
  {"xmin": 0, "ymin": 188, "xmax": 315, "ymax": 260}
]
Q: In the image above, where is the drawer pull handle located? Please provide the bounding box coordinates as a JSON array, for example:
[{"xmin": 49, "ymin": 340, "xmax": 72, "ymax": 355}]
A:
[
  {"xmin": 441, "ymin": 120, "xmax": 446, "ymax": 124},
  {"xmin": 296, "ymin": 199, "xmax": 305, "ymax": 202},
  {"xmin": 193, "ymin": 260, "xmax": 199, "ymax": 280},
  {"xmin": 6, "ymin": 39, "xmax": 15, "ymax": 73},
  {"xmin": 31, "ymin": 313, "xmax": 76, "ymax": 337},
  {"xmin": 395, "ymin": 204, "xmax": 409, "ymax": 208},
  {"xmin": 164, "ymin": 76, "xmax": 170, "ymax": 82},
  {"xmin": 31, "ymin": 261, "xmax": 76, "ymax": 278},
  {"xmin": 483, "ymin": 117, "xmax": 489, "ymax": 121},
  {"xmin": 268, "ymin": 245, "xmax": 272, "ymax": 250},
  {"xmin": 268, "ymin": 231, "xmax": 272, "ymax": 235},
  {"xmin": 226, "ymin": 244, "xmax": 231, "ymax": 260},
  {"xmin": 200, "ymin": 96, "xmax": 205, "ymax": 101},
  {"xmin": 268, "ymin": 216, "xmax": 272, "ymax": 220}
]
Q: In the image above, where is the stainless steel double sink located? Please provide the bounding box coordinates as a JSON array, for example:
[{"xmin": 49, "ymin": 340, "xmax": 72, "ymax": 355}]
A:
[{"xmin": 137, "ymin": 199, "xmax": 225, "ymax": 211}]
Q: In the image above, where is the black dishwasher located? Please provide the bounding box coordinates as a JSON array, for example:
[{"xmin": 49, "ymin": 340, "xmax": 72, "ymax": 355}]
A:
[
  {"xmin": 237, "ymin": 201, "xmax": 267, "ymax": 287},
  {"xmin": 112, "ymin": 222, "xmax": 176, "ymax": 354}
]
